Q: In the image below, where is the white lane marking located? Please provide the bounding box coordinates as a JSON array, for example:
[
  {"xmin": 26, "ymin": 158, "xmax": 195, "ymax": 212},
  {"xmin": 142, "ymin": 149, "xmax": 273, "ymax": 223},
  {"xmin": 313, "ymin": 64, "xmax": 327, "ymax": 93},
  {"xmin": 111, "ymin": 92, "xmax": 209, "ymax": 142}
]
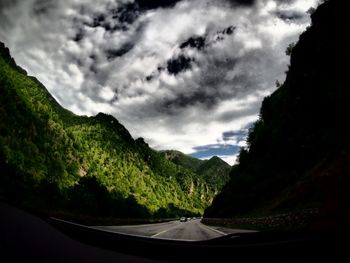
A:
[
  {"xmin": 151, "ymin": 222, "xmax": 183, "ymax": 238},
  {"xmin": 50, "ymin": 217, "xmax": 95, "ymax": 229},
  {"xmin": 50, "ymin": 217, "xmax": 173, "ymax": 239},
  {"xmin": 199, "ymin": 222, "xmax": 226, "ymax": 236},
  {"xmin": 51, "ymin": 217, "xmax": 150, "ymax": 238},
  {"xmin": 151, "ymin": 229, "xmax": 169, "ymax": 238},
  {"xmin": 91, "ymin": 226, "xmax": 153, "ymax": 238},
  {"xmin": 152, "ymin": 236, "xmax": 196, "ymax": 242},
  {"xmin": 102, "ymin": 220, "xmax": 178, "ymax": 228}
]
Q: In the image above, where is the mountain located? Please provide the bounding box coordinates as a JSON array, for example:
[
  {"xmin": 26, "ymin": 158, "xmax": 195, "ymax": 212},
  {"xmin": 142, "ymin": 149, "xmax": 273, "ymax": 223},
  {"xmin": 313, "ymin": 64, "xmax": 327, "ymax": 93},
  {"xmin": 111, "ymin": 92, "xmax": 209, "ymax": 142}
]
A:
[
  {"xmin": 0, "ymin": 42, "xmax": 216, "ymax": 218},
  {"xmin": 205, "ymin": 0, "xmax": 350, "ymax": 226},
  {"xmin": 162, "ymin": 150, "xmax": 203, "ymax": 172},
  {"xmin": 195, "ymin": 156, "xmax": 231, "ymax": 190},
  {"xmin": 162, "ymin": 150, "xmax": 231, "ymax": 191}
]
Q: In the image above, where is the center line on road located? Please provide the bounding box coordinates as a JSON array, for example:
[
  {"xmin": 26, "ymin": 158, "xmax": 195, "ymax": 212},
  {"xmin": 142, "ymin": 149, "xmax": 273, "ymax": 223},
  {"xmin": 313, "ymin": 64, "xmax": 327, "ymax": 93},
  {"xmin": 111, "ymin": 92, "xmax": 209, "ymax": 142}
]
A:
[
  {"xmin": 200, "ymin": 223, "xmax": 227, "ymax": 236},
  {"xmin": 151, "ymin": 223, "xmax": 181, "ymax": 238},
  {"xmin": 151, "ymin": 229, "xmax": 168, "ymax": 238}
]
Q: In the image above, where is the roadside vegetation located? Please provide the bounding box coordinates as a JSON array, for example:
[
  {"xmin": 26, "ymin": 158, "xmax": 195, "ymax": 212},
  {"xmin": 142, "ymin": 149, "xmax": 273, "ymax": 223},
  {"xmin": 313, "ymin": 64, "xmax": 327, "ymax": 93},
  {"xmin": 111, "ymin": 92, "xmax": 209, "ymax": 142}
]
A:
[{"xmin": 205, "ymin": 0, "xmax": 350, "ymax": 229}]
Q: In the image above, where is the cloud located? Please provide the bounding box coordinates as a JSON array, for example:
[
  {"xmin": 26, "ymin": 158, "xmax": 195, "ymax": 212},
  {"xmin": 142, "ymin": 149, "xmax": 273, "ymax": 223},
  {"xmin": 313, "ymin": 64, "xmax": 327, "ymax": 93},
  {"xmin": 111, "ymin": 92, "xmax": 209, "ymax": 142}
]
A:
[
  {"xmin": 226, "ymin": 0, "xmax": 256, "ymax": 6},
  {"xmin": 166, "ymin": 55, "xmax": 193, "ymax": 75},
  {"xmin": 135, "ymin": 0, "xmax": 183, "ymax": 10},
  {"xmin": 105, "ymin": 42, "xmax": 135, "ymax": 60},
  {"xmin": 0, "ymin": 0, "xmax": 321, "ymax": 165},
  {"xmin": 180, "ymin": 35, "xmax": 206, "ymax": 50}
]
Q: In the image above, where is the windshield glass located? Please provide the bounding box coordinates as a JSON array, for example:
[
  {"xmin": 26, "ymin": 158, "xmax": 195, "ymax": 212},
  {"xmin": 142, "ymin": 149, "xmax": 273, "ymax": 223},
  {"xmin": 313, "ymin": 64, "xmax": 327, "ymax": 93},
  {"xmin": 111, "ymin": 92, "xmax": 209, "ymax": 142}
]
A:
[{"xmin": 0, "ymin": 0, "xmax": 349, "ymax": 262}]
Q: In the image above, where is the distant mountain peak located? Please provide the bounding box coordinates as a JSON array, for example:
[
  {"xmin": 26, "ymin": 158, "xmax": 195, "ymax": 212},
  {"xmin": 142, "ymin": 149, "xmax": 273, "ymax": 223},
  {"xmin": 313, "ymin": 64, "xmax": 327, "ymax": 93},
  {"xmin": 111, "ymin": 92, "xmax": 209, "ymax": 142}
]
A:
[{"xmin": 162, "ymin": 151, "xmax": 231, "ymax": 191}]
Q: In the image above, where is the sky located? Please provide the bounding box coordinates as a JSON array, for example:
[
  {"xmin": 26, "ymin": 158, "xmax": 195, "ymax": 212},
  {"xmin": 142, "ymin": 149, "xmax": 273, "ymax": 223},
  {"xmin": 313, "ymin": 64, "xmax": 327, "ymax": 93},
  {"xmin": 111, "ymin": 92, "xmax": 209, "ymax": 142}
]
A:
[{"xmin": 0, "ymin": 0, "xmax": 321, "ymax": 165}]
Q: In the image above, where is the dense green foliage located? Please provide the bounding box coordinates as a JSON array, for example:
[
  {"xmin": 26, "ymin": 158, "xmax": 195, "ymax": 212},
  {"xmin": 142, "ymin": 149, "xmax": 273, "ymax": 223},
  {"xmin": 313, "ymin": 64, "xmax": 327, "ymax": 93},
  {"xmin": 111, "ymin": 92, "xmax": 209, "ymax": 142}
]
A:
[
  {"xmin": 162, "ymin": 150, "xmax": 203, "ymax": 172},
  {"xmin": 162, "ymin": 150, "xmax": 231, "ymax": 192},
  {"xmin": 205, "ymin": 0, "xmax": 350, "ymax": 222},
  {"xmin": 195, "ymin": 156, "xmax": 231, "ymax": 190},
  {"xmin": 0, "ymin": 43, "xmax": 215, "ymax": 218}
]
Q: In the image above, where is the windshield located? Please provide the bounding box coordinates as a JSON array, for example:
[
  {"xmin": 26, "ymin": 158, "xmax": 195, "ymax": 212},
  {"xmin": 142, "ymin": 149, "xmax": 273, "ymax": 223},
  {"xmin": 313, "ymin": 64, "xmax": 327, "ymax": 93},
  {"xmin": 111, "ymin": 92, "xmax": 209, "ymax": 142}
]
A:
[{"xmin": 0, "ymin": 0, "xmax": 349, "ymax": 262}]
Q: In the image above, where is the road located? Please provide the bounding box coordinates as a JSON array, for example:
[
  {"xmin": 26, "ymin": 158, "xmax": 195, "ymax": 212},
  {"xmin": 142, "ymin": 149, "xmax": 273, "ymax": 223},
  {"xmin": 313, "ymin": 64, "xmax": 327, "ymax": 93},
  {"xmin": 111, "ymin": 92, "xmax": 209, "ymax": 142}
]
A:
[
  {"xmin": 1, "ymin": 203, "xmax": 345, "ymax": 262},
  {"xmin": 95, "ymin": 219, "xmax": 255, "ymax": 241},
  {"xmin": 0, "ymin": 202, "xmax": 168, "ymax": 263}
]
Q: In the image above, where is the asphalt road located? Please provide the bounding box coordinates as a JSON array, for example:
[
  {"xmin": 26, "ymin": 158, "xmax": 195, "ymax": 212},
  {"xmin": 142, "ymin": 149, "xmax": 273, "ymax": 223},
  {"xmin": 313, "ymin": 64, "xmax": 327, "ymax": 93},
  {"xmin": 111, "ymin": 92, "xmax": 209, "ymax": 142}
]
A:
[
  {"xmin": 95, "ymin": 219, "xmax": 255, "ymax": 241},
  {"xmin": 1, "ymin": 202, "xmax": 346, "ymax": 262},
  {"xmin": 0, "ymin": 202, "xmax": 169, "ymax": 263}
]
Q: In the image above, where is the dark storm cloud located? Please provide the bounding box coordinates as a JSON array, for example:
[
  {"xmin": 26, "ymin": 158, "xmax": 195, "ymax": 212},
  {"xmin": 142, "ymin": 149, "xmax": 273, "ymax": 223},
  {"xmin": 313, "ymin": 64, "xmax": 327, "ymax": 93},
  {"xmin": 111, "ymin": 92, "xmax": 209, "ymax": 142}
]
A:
[
  {"xmin": 222, "ymin": 26, "xmax": 235, "ymax": 35},
  {"xmin": 90, "ymin": 0, "xmax": 183, "ymax": 33},
  {"xmin": 149, "ymin": 39, "xmax": 276, "ymax": 114},
  {"xmin": 274, "ymin": 0, "xmax": 298, "ymax": 4},
  {"xmin": 155, "ymin": 57, "xmax": 243, "ymax": 112},
  {"xmin": 73, "ymin": 28, "xmax": 85, "ymax": 42},
  {"xmin": 105, "ymin": 42, "xmax": 135, "ymax": 60},
  {"xmin": 221, "ymin": 123, "xmax": 253, "ymax": 143},
  {"xmin": 145, "ymin": 66, "xmax": 165, "ymax": 82},
  {"xmin": 97, "ymin": 0, "xmax": 183, "ymax": 31},
  {"xmin": 166, "ymin": 55, "xmax": 193, "ymax": 75},
  {"xmin": 112, "ymin": 3, "xmax": 140, "ymax": 24},
  {"xmin": 222, "ymin": 131, "xmax": 246, "ymax": 142},
  {"xmin": 218, "ymin": 99, "xmax": 262, "ymax": 122},
  {"xmin": 0, "ymin": 0, "xmax": 15, "ymax": 9},
  {"xmin": 146, "ymin": 24, "xmax": 237, "ymax": 91},
  {"xmin": 226, "ymin": 0, "xmax": 256, "ymax": 7},
  {"xmin": 275, "ymin": 10, "xmax": 304, "ymax": 21},
  {"xmin": 179, "ymin": 26, "xmax": 236, "ymax": 50},
  {"xmin": 180, "ymin": 35, "xmax": 206, "ymax": 50},
  {"xmin": 81, "ymin": 2, "xmax": 141, "ymax": 33},
  {"xmin": 85, "ymin": 12, "xmax": 123, "ymax": 32},
  {"xmin": 223, "ymin": 130, "xmax": 246, "ymax": 138},
  {"xmin": 161, "ymin": 90, "xmax": 218, "ymax": 114},
  {"xmin": 217, "ymin": 97, "xmax": 261, "ymax": 122},
  {"xmin": 91, "ymin": 13, "xmax": 106, "ymax": 27},
  {"xmin": 32, "ymin": 0, "xmax": 56, "ymax": 16},
  {"xmin": 135, "ymin": 0, "xmax": 183, "ymax": 10}
]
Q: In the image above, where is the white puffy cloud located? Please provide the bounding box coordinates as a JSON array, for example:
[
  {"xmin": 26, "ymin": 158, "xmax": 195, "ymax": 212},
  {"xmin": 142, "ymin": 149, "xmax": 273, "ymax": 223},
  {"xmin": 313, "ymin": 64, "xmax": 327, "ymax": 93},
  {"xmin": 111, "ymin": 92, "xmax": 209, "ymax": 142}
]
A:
[{"xmin": 0, "ymin": 0, "xmax": 321, "ymax": 165}]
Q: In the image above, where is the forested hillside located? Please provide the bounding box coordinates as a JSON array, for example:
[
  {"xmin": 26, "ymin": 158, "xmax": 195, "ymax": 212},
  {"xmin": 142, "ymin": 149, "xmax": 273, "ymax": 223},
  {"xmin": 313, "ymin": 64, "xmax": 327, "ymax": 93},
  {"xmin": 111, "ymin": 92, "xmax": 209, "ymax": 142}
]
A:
[
  {"xmin": 205, "ymin": 0, "xmax": 350, "ymax": 226},
  {"xmin": 0, "ymin": 43, "xmax": 216, "ymax": 218},
  {"xmin": 162, "ymin": 150, "xmax": 231, "ymax": 192}
]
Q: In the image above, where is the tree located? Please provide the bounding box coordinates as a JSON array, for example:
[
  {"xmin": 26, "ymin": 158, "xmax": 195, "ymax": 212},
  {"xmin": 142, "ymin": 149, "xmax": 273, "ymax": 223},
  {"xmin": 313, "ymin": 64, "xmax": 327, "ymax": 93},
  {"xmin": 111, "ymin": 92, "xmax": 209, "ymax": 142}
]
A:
[{"xmin": 285, "ymin": 42, "xmax": 295, "ymax": 56}]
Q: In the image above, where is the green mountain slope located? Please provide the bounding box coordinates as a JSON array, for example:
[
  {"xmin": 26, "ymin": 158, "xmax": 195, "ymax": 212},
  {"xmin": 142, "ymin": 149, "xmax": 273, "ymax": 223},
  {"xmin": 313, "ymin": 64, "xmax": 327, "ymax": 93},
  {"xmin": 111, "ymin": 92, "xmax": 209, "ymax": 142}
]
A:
[
  {"xmin": 0, "ymin": 42, "xmax": 215, "ymax": 218},
  {"xmin": 162, "ymin": 150, "xmax": 231, "ymax": 192},
  {"xmin": 195, "ymin": 156, "xmax": 231, "ymax": 190},
  {"xmin": 162, "ymin": 150, "xmax": 203, "ymax": 172},
  {"xmin": 205, "ymin": 0, "xmax": 350, "ymax": 225}
]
